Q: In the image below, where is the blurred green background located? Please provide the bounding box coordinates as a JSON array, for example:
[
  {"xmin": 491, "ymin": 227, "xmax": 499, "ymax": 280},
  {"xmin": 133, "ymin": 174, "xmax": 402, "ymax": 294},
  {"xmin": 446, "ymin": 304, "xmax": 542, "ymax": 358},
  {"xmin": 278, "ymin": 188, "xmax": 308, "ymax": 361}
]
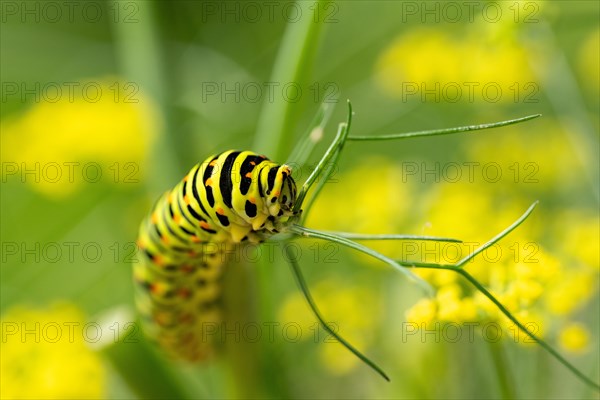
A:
[{"xmin": 1, "ymin": 1, "xmax": 598, "ymax": 399}]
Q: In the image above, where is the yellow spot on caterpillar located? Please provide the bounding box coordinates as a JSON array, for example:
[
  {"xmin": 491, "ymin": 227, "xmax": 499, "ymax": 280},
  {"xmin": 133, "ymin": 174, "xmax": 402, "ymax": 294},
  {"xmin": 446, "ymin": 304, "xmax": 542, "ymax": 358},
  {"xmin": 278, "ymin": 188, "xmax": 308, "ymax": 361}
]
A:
[
  {"xmin": 249, "ymin": 197, "xmax": 256, "ymax": 204},
  {"xmin": 184, "ymin": 195, "xmax": 190, "ymax": 205},
  {"xmin": 216, "ymin": 208, "xmax": 225, "ymax": 215},
  {"xmin": 209, "ymin": 160, "xmax": 218, "ymax": 166},
  {"xmin": 245, "ymin": 172, "xmax": 252, "ymax": 178},
  {"xmin": 151, "ymin": 213, "xmax": 158, "ymax": 224},
  {"xmin": 205, "ymin": 178, "xmax": 213, "ymax": 186}
]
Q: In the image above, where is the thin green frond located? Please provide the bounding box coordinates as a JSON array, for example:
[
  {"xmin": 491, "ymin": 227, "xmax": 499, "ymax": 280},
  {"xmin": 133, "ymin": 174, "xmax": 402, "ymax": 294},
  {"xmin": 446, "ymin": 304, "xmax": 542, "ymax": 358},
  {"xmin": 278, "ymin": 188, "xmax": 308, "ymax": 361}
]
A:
[
  {"xmin": 456, "ymin": 268, "xmax": 600, "ymax": 391},
  {"xmin": 324, "ymin": 232, "xmax": 462, "ymax": 243},
  {"xmin": 284, "ymin": 245, "xmax": 390, "ymax": 382},
  {"xmin": 348, "ymin": 114, "xmax": 541, "ymax": 141},
  {"xmin": 456, "ymin": 201, "xmax": 539, "ymax": 267},
  {"xmin": 291, "ymin": 225, "xmax": 432, "ymax": 293}
]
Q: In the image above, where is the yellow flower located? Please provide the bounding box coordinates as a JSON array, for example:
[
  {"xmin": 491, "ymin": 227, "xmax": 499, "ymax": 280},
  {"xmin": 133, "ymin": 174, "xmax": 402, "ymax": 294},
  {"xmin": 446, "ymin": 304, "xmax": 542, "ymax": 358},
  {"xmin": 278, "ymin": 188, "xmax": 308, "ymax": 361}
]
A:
[
  {"xmin": 559, "ymin": 323, "xmax": 590, "ymax": 354},
  {"xmin": 1, "ymin": 303, "xmax": 106, "ymax": 399},
  {"xmin": 435, "ymin": 284, "xmax": 462, "ymax": 320},
  {"xmin": 419, "ymin": 181, "xmax": 528, "ymax": 245},
  {"xmin": 405, "ymin": 298, "xmax": 437, "ymax": 328},
  {"xmin": 434, "ymin": 284, "xmax": 479, "ymax": 323},
  {"xmin": 1, "ymin": 77, "xmax": 159, "ymax": 198},
  {"xmin": 375, "ymin": 24, "xmax": 535, "ymax": 103},
  {"xmin": 510, "ymin": 278, "xmax": 544, "ymax": 307},
  {"xmin": 545, "ymin": 271, "xmax": 595, "ymax": 316},
  {"xmin": 429, "ymin": 269, "xmax": 457, "ymax": 287},
  {"xmin": 457, "ymin": 297, "xmax": 479, "ymax": 322},
  {"xmin": 556, "ymin": 210, "xmax": 600, "ymax": 271}
]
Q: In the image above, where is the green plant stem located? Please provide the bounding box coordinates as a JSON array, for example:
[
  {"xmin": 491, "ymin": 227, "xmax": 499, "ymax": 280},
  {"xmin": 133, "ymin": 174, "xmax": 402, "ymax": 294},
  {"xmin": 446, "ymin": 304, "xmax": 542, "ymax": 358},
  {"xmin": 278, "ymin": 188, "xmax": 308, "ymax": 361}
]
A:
[
  {"xmin": 232, "ymin": 0, "xmax": 322, "ymax": 397},
  {"xmin": 250, "ymin": 5, "xmax": 327, "ymax": 396},
  {"xmin": 101, "ymin": 320, "xmax": 191, "ymax": 399},
  {"xmin": 110, "ymin": 3, "xmax": 197, "ymax": 397},
  {"xmin": 253, "ymin": 0, "xmax": 326, "ymax": 160},
  {"xmin": 111, "ymin": 0, "xmax": 181, "ymax": 193},
  {"xmin": 488, "ymin": 331, "xmax": 517, "ymax": 399},
  {"xmin": 221, "ymin": 254, "xmax": 271, "ymax": 398}
]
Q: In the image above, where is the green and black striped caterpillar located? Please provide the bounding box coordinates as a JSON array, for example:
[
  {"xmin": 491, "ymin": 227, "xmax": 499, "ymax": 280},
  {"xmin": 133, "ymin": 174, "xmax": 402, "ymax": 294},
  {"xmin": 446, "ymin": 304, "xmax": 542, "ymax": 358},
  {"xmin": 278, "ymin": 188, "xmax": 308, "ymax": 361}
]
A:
[
  {"xmin": 134, "ymin": 150, "xmax": 298, "ymax": 361},
  {"xmin": 129, "ymin": 109, "xmax": 594, "ymax": 388}
]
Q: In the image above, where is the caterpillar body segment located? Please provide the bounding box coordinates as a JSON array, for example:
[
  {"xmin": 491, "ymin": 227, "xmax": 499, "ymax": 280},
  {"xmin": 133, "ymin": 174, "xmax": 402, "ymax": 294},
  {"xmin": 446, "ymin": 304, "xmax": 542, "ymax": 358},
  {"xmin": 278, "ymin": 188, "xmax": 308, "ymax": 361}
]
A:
[{"xmin": 134, "ymin": 150, "xmax": 298, "ymax": 361}]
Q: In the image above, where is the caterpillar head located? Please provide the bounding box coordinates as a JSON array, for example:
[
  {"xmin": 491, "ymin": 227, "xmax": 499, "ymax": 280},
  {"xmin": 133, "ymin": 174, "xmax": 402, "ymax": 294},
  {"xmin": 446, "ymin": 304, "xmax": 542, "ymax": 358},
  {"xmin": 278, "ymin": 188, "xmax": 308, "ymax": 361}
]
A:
[{"xmin": 265, "ymin": 164, "xmax": 297, "ymax": 218}]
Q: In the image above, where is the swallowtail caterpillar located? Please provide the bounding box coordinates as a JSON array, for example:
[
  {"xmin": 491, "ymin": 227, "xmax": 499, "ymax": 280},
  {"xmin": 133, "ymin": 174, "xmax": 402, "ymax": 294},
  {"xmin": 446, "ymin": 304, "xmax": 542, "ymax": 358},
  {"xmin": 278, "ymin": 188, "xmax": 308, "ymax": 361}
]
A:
[
  {"xmin": 133, "ymin": 103, "xmax": 598, "ymax": 390},
  {"xmin": 134, "ymin": 150, "xmax": 298, "ymax": 362}
]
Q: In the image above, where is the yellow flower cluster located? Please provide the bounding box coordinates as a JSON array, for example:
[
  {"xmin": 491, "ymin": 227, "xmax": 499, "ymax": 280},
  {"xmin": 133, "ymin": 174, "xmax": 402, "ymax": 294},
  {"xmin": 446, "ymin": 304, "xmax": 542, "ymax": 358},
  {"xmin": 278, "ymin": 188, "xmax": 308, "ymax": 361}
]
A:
[
  {"xmin": 277, "ymin": 279, "xmax": 382, "ymax": 376},
  {"xmin": 413, "ymin": 189, "xmax": 594, "ymax": 352},
  {"xmin": 1, "ymin": 78, "xmax": 159, "ymax": 198},
  {"xmin": 1, "ymin": 303, "xmax": 106, "ymax": 399},
  {"xmin": 404, "ymin": 125, "xmax": 598, "ymax": 352},
  {"xmin": 375, "ymin": 18, "xmax": 535, "ymax": 103}
]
